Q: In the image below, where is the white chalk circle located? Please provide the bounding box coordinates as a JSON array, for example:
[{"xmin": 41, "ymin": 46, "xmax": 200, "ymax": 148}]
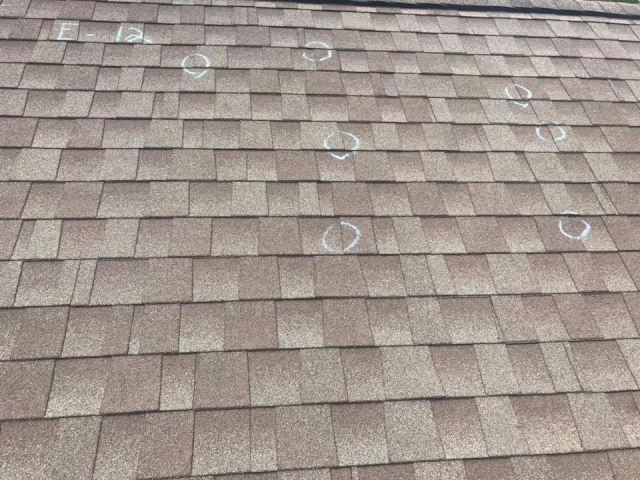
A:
[
  {"xmin": 181, "ymin": 53, "xmax": 211, "ymax": 79},
  {"xmin": 323, "ymin": 131, "xmax": 360, "ymax": 160},
  {"xmin": 504, "ymin": 84, "xmax": 532, "ymax": 108},
  {"xmin": 302, "ymin": 41, "xmax": 333, "ymax": 62},
  {"xmin": 322, "ymin": 221, "xmax": 361, "ymax": 253},
  {"xmin": 536, "ymin": 121, "xmax": 566, "ymax": 142},
  {"xmin": 558, "ymin": 210, "xmax": 591, "ymax": 241}
]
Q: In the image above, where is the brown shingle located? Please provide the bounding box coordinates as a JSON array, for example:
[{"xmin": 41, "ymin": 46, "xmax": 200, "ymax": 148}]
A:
[
  {"xmin": 385, "ymin": 400, "xmax": 444, "ymax": 462},
  {"xmin": 511, "ymin": 394, "xmax": 582, "ymax": 454},
  {"xmin": 193, "ymin": 409, "xmax": 250, "ymax": 475},
  {"xmin": 91, "ymin": 259, "xmax": 192, "ymax": 305},
  {"xmin": 15, "ymin": 260, "xmax": 79, "ymax": 307},
  {"xmin": 179, "ymin": 303, "xmax": 224, "ymax": 353},
  {"xmin": 432, "ymin": 399, "xmax": 487, "ymax": 459},
  {"xmin": 300, "ymin": 348, "xmax": 347, "ymax": 403},
  {"xmin": 381, "ymin": 346, "xmax": 444, "ymax": 399},
  {"xmin": 161, "ymin": 354, "xmax": 195, "ymax": 411},
  {"xmin": 476, "ymin": 396, "xmax": 529, "ymax": 457},
  {"xmin": 225, "ymin": 301, "xmax": 278, "ymax": 350},
  {"xmin": 276, "ymin": 405, "xmax": 338, "ymax": 469},
  {"xmin": 0, "ymin": 306, "xmax": 67, "ymax": 360},
  {"xmin": 95, "ymin": 412, "xmax": 193, "ymax": 479},
  {"xmin": 431, "ymin": 345, "xmax": 485, "ymax": 397},
  {"xmin": 195, "ymin": 352, "xmax": 249, "ymax": 408},
  {"xmin": 0, "ymin": 360, "xmax": 53, "ymax": 419},
  {"xmin": 101, "ymin": 355, "xmax": 161, "ymax": 414},
  {"xmin": 0, "ymin": 417, "xmax": 100, "ymax": 480},
  {"xmin": 332, "ymin": 403, "xmax": 388, "ymax": 465},
  {"xmin": 341, "ymin": 348, "xmax": 385, "ymax": 402},
  {"xmin": 569, "ymin": 393, "xmax": 629, "ymax": 450},
  {"xmin": 566, "ymin": 341, "xmax": 637, "ymax": 391},
  {"xmin": 129, "ymin": 304, "xmax": 179, "ymax": 354},
  {"xmin": 249, "ymin": 350, "xmax": 302, "ymax": 406}
]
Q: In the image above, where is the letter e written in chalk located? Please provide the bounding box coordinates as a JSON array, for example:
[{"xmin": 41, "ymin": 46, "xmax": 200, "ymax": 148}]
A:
[{"xmin": 57, "ymin": 21, "xmax": 78, "ymax": 41}]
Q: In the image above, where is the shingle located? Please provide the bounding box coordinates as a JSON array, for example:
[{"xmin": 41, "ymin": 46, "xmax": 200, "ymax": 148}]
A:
[
  {"xmin": 475, "ymin": 344, "xmax": 520, "ymax": 395},
  {"xmin": 91, "ymin": 259, "xmax": 192, "ymax": 305},
  {"xmin": 161, "ymin": 354, "xmax": 195, "ymax": 411},
  {"xmin": 249, "ymin": 350, "xmax": 302, "ymax": 406},
  {"xmin": 381, "ymin": 346, "xmax": 444, "ymax": 399},
  {"xmin": 385, "ymin": 400, "xmax": 444, "ymax": 462},
  {"xmin": 251, "ymin": 408, "xmax": 277, "ymax": 472},
  {"xmin": 224, "ymin": 301, "xmax": 278, "ymax": 350},
  {"xmin": 101, "ymin": 355, "xmax": 161, "ymax": 414},
  {"xmin": 341, "ymin": 348, "xmax": 385, "ymax": 402},
  {"xmin": 0, "ymin": 417, "xmax": 100, "ymax": 480},
  {"xmin": 357, "ymin": 464, "xmax": 416, "ymax": 480},
  {"xmin": 129, "ymin": 304, "xmax": 179, "ymax": 354},
  {"xmin": 507, "ymin": 344, "xmax": 555, "ymax": 394},
  {"xmin": 585, "ymin": 294, "xmax": 638, "ymax": 339},
  {"xmin": 421, "ymin": 218, "xmax": 466, "ymax": 254},
  {"xmin": 476, "ymin": 396, "xmax": 529, "ymax": 457},
  {"xmin": 0, "ymin": 261, "xmax": 22, "ymax": 307},
  {"xmin": 367, "ymin": 298, "xmax": 413, "ymax": 346},
  {"xmin": 457, "ymin": 217, "xmax": 508, "ymax": 253},
  {"xmin": 510, "ymin": 394, "xmax": 582, "ymax": 454},
  {"xmin": 540, "ymin": 342, "xmax": 582, "ymax": 393},
  {"xmin": 59, "ymin": 219, "xmax": 138, "ymax": 259},
  {"xmin": 23, "ymin": 182, "xmax": 102, "ymax": 219},
  {"xmin": 554, "ymin": 293, "xmax": 603, "ymax": 340},
  {"xmin": 527, "ymin": 254, "xmax": 577, "ymax": 293},
  {"xmin": 210, "ymin": 218, "xmax": 258, "ymax": 256},
  {"xmin": 46, "ymin": 357, "xmax": 110, "ymax": 417},
  {"xmin": 332, "ymin": 403, "xmax": 388, "ymax": 466},
  {"xmin": 300, "ymin": 348, "xmax": 347, "ymax": 403},
  {"xmin": 414, "ymin": 460, "xmax": 466, "ymax": 480},
  {"xmin": 439, "ymin": 297, "xmax": 501, "ymax": 344},
  {"xmin": 193, "ymin": 258, "xmax": 240, "ymax": 302},
  {"xmin": 567, "ymin": 341, "xmax": 637, "ymax": 391},
  {"xmin": 179, "ymin": 303, "xmax": 224, "ymax": 353},
  {"xmin": 360, "ymin": 256, "xmax": 406, "ymax": 297},
  {"xmin": 315, "ymin": 256, "xmax": 367, "ymax": 297},
  {"xmin": 609, "ymin": 450, "xmax": 640, "ymax": 480},
  {"xmin": 0, "ymin": 306, "xmax": 67, "ymax": 360},
  {"xmin": 431, "ymin": 345, "xmax": 485, "ymax": 397},
  {"xmin": 259, "ymin": 218, "xmax": 302, "ymax": 255},
  {"xmin": 323, "ymin": 298, "xmax": 373, "ymax": 347},
  {"xmin": 15, "ymin": 260, "xmax": 79, "ymax": 307},
  {"xmin": 445, "ymin": 255, "xmax": 496, "ymax": 295},
  {"xmin": 0, "ymin": 360, "xmax": 53, "ymax": 420},
  {"xmin": 568, "ymin": 393, "xmax": 629, "ymax": 450},
  {"xmin": 195, "ymin": 352, "xmax": 250, "ymax": 409},
  {"xmin": 432, "ymin": 399, "xmax": 487, "ymax": 459},
  {"xmin": 277, "ymin": 300, "xmax": 324, "ymax": 349},
  {"xmin": 238, "ymin": 257, "xmax": 281, "ymax": 300},
  {"xmin": 276, "ymin": 405, "xmax": 338, "ymax": 469},
  {"xmin": 194, "ymin": 409, "xmax": 250, "ymax": 475},
  {"xmin": 136, "ymin": 218, "xmax": 211, "ymax": 257},
  {"xmin": 98, "ymin": 182, "xmax": 188, "ymax": 218}
]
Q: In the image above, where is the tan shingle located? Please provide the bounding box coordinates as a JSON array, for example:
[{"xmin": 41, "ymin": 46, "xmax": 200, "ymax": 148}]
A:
[{"xmin": 511, "ymin": 394, "xmax": 582, "ymax": 454}]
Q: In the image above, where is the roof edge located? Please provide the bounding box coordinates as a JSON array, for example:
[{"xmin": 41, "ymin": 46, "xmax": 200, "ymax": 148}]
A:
[{"xmin": 268, "ymin": 0, "xmax": 640, "ymax": 20}]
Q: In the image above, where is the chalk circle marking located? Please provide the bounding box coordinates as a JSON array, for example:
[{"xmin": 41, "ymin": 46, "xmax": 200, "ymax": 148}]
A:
[
  {"xmin": 504, "ymin": 84, "xmax": 532, "ymax": 108},
  {"xmin": 181, "ymin": 53, "xmax": 211, "ymax": 79},
  {"xmin": 536, "ymin": 121, "xmax": 566, "ymax": 142},
  {"xmin": 322, "ymin": 221, "xmax": 361, "ymax": 253},
  {"xmin": 558, "ymin": 210, "xmax": 591, "ymax": 241},
  {"xmin": 302, "ymin": 41, "xmax": 333, "ymax": 62},
  {"xmin": 323, "ymin": 131, "xmax": 361, "ymax": 160}
]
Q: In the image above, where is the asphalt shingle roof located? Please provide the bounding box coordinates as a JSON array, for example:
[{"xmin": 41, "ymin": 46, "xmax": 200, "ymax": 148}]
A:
[{"xmin": 2, "ymin": 0, "xmax": 640, "ymax": 477}]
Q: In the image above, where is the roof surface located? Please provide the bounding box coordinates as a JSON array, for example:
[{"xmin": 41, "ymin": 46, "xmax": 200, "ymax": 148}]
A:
[{"xmin": 1, "ymin": 0, "xmax": 640, "ymax": 478}]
